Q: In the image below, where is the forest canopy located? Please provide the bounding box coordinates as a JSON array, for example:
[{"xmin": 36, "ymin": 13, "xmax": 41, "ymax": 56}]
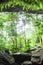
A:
[
  {"xmin": 0, "ymin": 0, "xmax": 43, "ymax": 11},
  {"xmin": 0, "ymin": 12, "xmax": 43, "ymax": 53}
]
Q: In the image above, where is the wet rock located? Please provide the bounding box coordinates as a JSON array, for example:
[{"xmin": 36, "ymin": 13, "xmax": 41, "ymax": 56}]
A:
[
  {"xmin": 21, "ymin": 61, "xmax": 32, "ymax": 65},
  {"xmin": 31, "ymin": 45, "xmax": 43, "ymax": 64},
  {"xmin": 31, "ymin": 55, "xmax": 41, "ymax": 64},
  {"xmin": 0, "ymin": 50, "xmax": 17, "ymax": 65},
  {"xmin": 13, "ymin": 53, "xmax": 31, "ymax": 65}
]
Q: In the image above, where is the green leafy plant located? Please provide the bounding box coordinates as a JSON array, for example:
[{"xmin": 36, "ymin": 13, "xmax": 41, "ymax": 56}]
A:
[
  {"xmin": 0, "ymin": 0, "xmax": 43, "ymax": 11},
  {"xmin": 0, "ymin": 12, "xmax": 43, "ymax": 53}
]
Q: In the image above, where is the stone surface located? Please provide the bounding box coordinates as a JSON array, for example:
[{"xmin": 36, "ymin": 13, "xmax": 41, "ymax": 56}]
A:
[
  {"xmin": 31, "ymin": 45, "xmax": 43, "ymax": 64},
  {"xmin": 22, "ymin": 61, "xmax": 32, "ymax": 65}
]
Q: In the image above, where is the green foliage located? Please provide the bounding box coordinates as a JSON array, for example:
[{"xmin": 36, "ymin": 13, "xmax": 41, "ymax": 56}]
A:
[
  {"xmin": 0, "ymin": 0, "xmax": 43, "ymax": 11},
  {"xmin": 0, "ymin": 12, "xmax": 43, "ymax": 53}
]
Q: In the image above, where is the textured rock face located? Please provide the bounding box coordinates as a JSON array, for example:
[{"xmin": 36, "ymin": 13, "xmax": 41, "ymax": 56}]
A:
[
  {"xmin": 22, "ymin": 44, "xmax": 43, "ymax": 65},
  {"xmin": 13, "ymin": 53, "xmax": 31, "ymax": 65},
  {"xmin": 31, "ymin": 56, "xmax": 41, "ymax": 64},
  {"xmin": 0, "ymin": 47, "xmax": 43, "ymax": 65},
  {"xmin": 31, "ymin": 45, "xmax": 43, "ymax": 64},
  {"xmin": 22, "ymin": 61, "xmax": 32, "ymax": 65},
  {"xmin": 0, "ymin": 50, "xmax": 16, "ymax": 65}
]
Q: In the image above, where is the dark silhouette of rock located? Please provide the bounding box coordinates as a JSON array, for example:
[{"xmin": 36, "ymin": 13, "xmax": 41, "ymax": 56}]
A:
[
  {"xmin": 0, "ymin": 49, "xmax": 18, "ymax": 65},
  {"xmin": 13, "ymin": 53, "xmax": 31, "ymax": 65},
  {"xmin": 0, "ymin": 46, "xmax": 43, "ymax": 65}
]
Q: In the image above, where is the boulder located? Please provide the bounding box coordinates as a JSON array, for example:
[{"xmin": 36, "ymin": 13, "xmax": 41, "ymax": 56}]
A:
[{"xmin": 21, "ymin": 61, "xmax": 32, "ymax": 65}]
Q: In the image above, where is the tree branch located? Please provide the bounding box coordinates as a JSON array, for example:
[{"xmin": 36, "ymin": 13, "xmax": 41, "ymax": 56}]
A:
[{"xmin": 1, "ymin": 5, "xmax": 43, "ymax": 14}]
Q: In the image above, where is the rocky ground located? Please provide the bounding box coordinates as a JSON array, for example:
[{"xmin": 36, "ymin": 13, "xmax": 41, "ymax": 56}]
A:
[{"xmin": 0, "ymin": 45, "xmax": 43, "ymax": 65}]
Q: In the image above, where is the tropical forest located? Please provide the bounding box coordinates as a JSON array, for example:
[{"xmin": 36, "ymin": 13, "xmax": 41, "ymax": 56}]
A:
[{"xmin": 0, "ymin": 0, "xmax": 43, "ymax": 65}]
